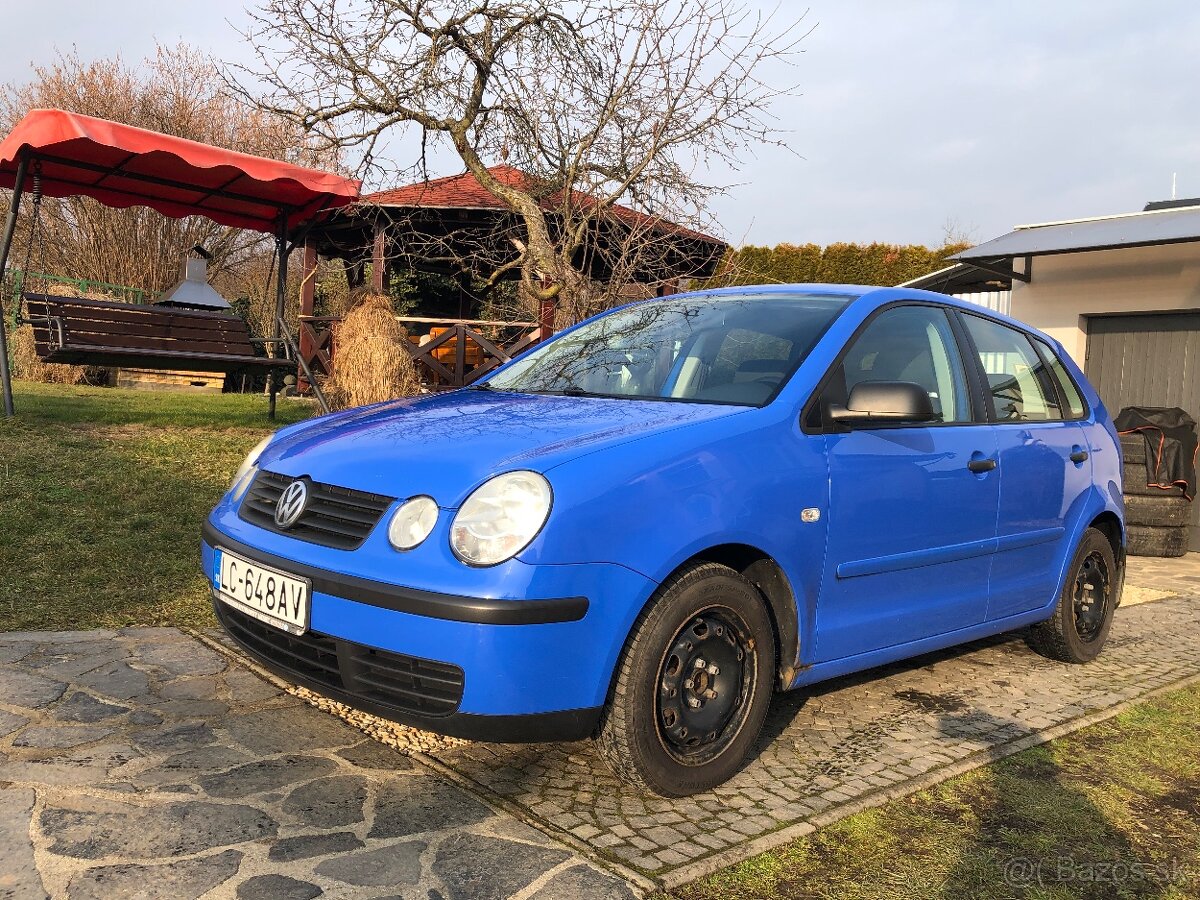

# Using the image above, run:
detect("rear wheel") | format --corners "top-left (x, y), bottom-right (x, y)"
top-left (1026, 527), bottom-right (1118, 663)
top-left (596, 562), bottom-right (775, 796)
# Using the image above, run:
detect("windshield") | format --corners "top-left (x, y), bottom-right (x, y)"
top-left (482, 292), bottom-right (856, 406)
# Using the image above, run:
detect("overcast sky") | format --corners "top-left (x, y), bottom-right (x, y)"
top-left (2, 1), bottom-right (1198, 248)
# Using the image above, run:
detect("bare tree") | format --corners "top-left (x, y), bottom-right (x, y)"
top-left (238, 1), bottom-right (809, 318)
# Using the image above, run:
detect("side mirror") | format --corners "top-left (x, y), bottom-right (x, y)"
top-left (827, 381), bottom-right (936, 426)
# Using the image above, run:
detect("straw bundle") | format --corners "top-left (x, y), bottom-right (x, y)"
top-left (327, 292), bottom-right (421, 410)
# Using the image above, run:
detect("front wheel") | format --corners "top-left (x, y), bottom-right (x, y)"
top-left (1026, 527), bottom-right (1118, 663)
top-left (596, 562), bottom-right (776, 796)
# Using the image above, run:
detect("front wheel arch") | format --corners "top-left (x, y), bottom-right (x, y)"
top-left (631, 544), bottom-right (796, 694)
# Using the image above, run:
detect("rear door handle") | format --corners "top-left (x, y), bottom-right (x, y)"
top-left (967, 457), bottom-right (997, 473)
top-left (1070, 449), bottom-right (1089, 463)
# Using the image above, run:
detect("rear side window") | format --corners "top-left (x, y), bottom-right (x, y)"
top-left (961, 315), bottom-right (1063, 422)
top-left (1032, 337), bottom-right (1088, 419)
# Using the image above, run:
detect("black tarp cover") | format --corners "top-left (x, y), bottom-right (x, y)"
top-left (1115, 406), bottom-right (1198, 500)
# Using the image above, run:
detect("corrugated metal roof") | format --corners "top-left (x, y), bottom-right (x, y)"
top-left (952, 204), bottom-right (1200, 262)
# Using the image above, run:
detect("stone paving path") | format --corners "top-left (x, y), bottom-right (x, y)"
top-left (0, 628), bottom-right (634, 899)
top-left (2, 557), bottom-right (1198, 898)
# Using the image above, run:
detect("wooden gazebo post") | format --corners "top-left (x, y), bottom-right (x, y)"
top-left (371, 222), bottom-right (387, 293)
top-left (537, 296), bottom-right (556, 343)
top-left (297, 238), bottom-right (318, 392)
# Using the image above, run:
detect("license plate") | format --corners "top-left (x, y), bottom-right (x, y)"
top-left (213, 547), bottom-right (310, 635)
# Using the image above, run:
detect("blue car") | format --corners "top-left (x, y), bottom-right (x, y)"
top-left (204, 285), bottom-right (1125, 796)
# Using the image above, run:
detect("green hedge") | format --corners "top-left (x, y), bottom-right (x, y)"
top-left (700, 241), bottom-right (970, 290)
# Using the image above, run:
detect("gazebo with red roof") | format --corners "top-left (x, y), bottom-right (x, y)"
top-left (302, 164), bottom-right (727, 315)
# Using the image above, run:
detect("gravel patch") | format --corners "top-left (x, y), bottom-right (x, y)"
top-left (289, 686), bottom-right (468, 755)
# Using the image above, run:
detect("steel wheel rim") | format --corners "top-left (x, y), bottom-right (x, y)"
top-left (656, 607), bottom-right (755, 765)
top-left (1073, 550), bottom-right (1111, 643)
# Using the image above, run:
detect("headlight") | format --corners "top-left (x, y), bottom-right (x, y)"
top-left (230, 435), bottom-right (272, 494)
top-left (388, 496), bottom-right (439, 551)
top-left (450, 471), bottom-right (552, 566)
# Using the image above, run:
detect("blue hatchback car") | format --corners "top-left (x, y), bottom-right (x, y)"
top-left (204, 285), bottom-right (1125, 796)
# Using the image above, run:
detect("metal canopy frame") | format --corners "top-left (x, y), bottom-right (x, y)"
top-left (959, 254), bottom-right (1033, 285)
top-left (0, 143), bottom-right (347, 418)
top-left (27, 151), bottom-right (309, 215)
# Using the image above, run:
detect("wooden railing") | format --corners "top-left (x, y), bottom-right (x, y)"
top-left (298, 314), bottom-right (548, 390)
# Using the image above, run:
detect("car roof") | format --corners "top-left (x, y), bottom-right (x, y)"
top-left (678, 283), bottom-right (878, 300)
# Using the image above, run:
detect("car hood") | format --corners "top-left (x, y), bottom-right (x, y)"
top-left (258, 389), bottom-right (749, 506)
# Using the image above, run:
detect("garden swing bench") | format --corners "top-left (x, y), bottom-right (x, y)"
top-left (0, 109), bottom-right (361, 418)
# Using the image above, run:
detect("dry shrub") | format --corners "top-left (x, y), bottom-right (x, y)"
top-left (10, 324), bottom-right (92, 384)
top-left (326, 293), bottom-right (421, 410)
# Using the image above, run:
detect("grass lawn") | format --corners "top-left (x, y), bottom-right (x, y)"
top-left (0, 381), bottom-right (313, 631)
top-left (674, 681), bottom-right (1200, 900)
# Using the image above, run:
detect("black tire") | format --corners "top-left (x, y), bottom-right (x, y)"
top-left (1026, 527), bottom-right (1117, 663)
top-left (1123, 494), bottom-right (1192, 527)
top-left (1127, 524), bottom-right (1189, 558)
top-left (596, 561), bottom-right (775, 797)
top-left (1122, 464), bottom-right (1185, 497)
top-left (1120, 433), bottom-right (1147, 466)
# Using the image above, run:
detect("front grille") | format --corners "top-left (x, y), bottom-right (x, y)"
top-left (238, 469), bottom-right (393, 550)
top-left (216, 601), bottom-right (465, 716)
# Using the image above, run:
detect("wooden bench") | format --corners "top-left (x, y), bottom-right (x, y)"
top-left (23, 294), bottom-right (295, 374)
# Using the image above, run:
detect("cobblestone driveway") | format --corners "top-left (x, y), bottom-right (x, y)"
top-left (438, 588), bottom-right (1200, 888)
top-left (1, 557), bottom-right (1198, 897)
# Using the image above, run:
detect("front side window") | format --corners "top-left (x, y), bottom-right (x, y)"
top-left (483, 292), bottom-right (855, 406)
top-left (962, 315), bottom-right (1062, 421)
top-left (816, 305), bottom-right (972, 425)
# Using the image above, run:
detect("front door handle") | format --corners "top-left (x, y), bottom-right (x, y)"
top-left (967, 457), bottom-right (997, 473)
top-left (1070, 448), bottom-right (1089, 463)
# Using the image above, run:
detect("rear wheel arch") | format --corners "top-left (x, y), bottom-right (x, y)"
top-left (1089, 511), bottom-right (1124, 559)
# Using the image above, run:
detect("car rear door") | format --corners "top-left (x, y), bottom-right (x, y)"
top-left (957, 313), bottom-right (1094, 620)
top-left (811, 303), bottom-right (1000, 663)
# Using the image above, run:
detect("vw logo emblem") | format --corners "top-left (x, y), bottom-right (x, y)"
top-left (274, 479), bottom-right (309, 529)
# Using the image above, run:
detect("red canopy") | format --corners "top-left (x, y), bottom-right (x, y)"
top-left (0, 109), bottom-right (360, 232)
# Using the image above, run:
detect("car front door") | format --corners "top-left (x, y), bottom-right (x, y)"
top-left (811, 304), bottom-right (999, 663)
top-left (958, 313), bottom-right (1094, 620)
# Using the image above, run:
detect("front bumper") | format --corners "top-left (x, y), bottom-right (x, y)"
top-left (202, 518), bottom-right (656, 741)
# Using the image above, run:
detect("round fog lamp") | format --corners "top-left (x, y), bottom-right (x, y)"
top-left (388, 496), bottom-right (439, 551)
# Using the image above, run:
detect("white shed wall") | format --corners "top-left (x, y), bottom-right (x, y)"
top-left (1007, 242), bottom-right (1200, 366)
